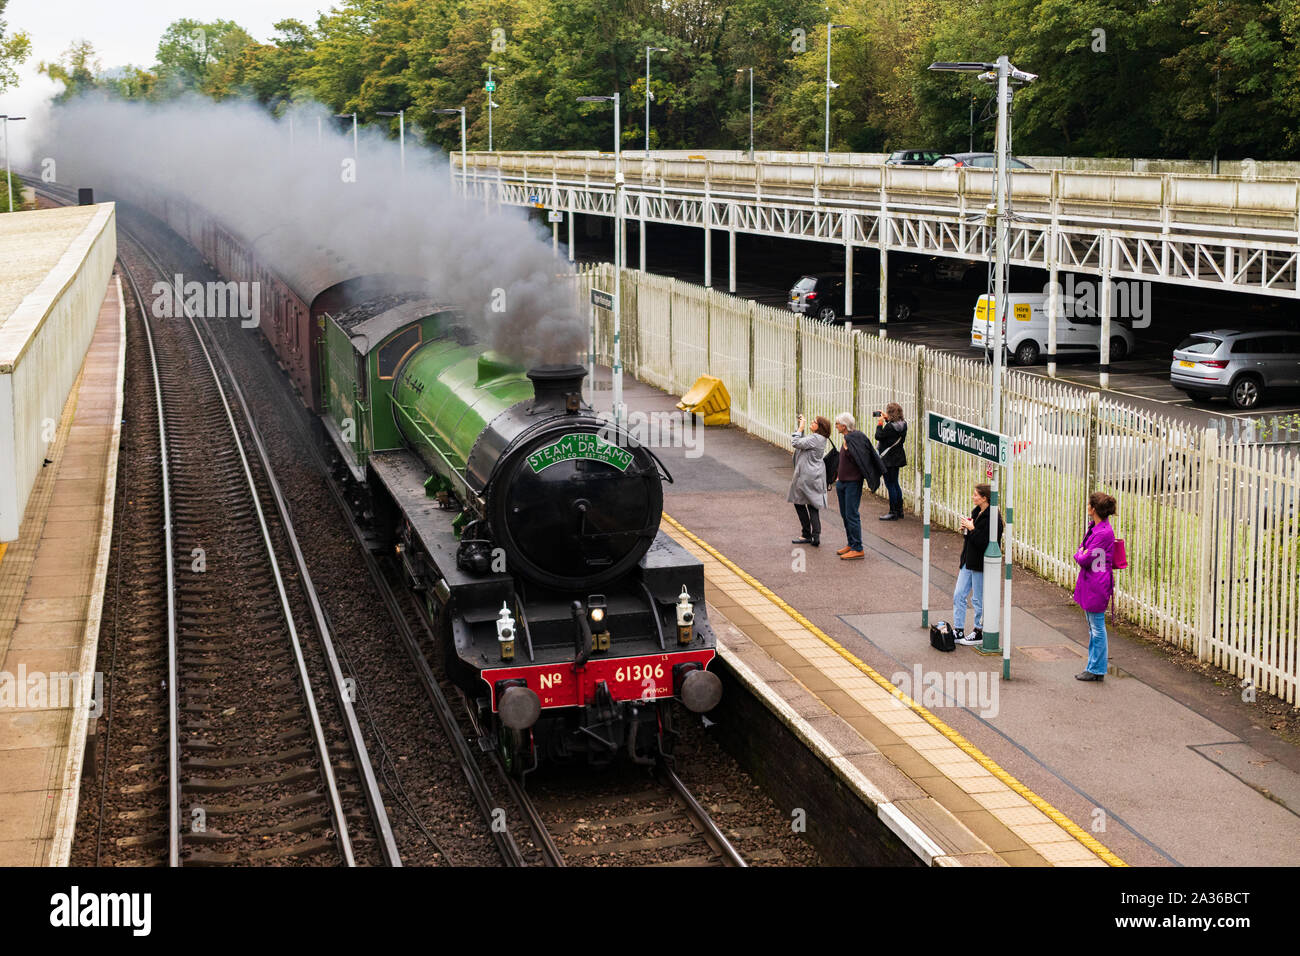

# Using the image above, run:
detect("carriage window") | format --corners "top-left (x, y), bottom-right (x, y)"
top-left (377, 324), bottom-right (422, 379)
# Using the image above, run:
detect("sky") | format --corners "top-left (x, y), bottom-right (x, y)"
top-left (2, 0), bottom-right (331, 161)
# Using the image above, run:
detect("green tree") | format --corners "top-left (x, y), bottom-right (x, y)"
top-left (39, 40), bottom-right (102, 102)
top-left (155, 18), bottom-right (256, 98)
top-left (0, 0), bottom-right (30, 94)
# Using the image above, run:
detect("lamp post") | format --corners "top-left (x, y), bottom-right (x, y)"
top-left (1198, 30), bottom-right (1221, 173)
top-left (969, 92), bottom-right (975, 152)
top-left (577, 93), bottom-right (624, 426)
top-left (432, 107), bottom-right (467, 197)
top-left (736, 68), bottom-right (754, 160)
top-left (487, 65), bottom-right (500, 151)
top-left (376, 109), bottom-right (406, 176)
top-left (645, 46), bottom-right (668, 152)
top-left (928, 57), bottom-right (1037, 668)
top-left (335, 112), bottom-right (358, 157)
top-left (0, 115), bottom-right (26, 213)
top-left (824, 23), bottom-right (850, 163)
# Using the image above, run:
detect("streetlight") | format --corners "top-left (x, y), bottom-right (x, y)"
top-left (1198, 30), bottom-right (1221, 173)
top-left (0, 115), bottom-right (26, 214)
top-left (736, 68), bottom-right (754, 160)
top-left (432, 107), bottom-right (467, 197)
top-left (577, 93), bottom-right (624, 426)
top-left (335, 112), bottom-right (357, 158)
top-left (969, 92), bottom-right (975, 152)
top-left (376, 109), bottom-right (406, 176)
top-left (645, 46), bottom-right (668, 152)
top-left (486, 65), bottom-right (502, 151)
top-left (928, 57), bottom-right (1037, 668)
top-left (824, 23), bottom-right (850, 163)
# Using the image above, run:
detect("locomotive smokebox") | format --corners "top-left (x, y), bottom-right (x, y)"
top-left (527, 364), bottom-right (587, 414)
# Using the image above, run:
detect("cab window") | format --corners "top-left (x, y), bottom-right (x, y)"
top-left (377, 324), bottom-right (422, 379)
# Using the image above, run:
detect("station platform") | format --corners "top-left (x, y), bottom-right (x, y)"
top-left (0, 275), bottom-right (124, 866)
top-left (596, 370), bottom-right (1300, 867)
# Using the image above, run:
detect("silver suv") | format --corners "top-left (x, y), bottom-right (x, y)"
top-left (1170, 329), bottom-right (1300, 409)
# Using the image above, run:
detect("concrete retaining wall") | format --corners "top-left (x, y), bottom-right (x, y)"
top-left (0, 204), bottom-right (117, 540)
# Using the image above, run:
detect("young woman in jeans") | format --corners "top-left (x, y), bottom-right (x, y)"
top-left (953, 483), bottom-right (1003, 646)
top-left (1073, 492), bottom-right (1117, 681)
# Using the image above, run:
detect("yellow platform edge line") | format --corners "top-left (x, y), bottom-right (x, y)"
top-left (662, 512), bottom-right (1128, 868)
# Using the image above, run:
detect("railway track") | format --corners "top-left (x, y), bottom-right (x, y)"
top-left (45, 182), bottom-right (399, 866)
top-left (125, 234), bottom-right (398, 866)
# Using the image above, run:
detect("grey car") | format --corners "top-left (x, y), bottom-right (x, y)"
top-left (1170, 329), bottom-right (1300, 409)
top-left (932, 152), bottom-right (1034, 169)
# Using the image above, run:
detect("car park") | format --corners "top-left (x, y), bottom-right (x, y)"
top-left (789, 273), bottom-right (920, 324)
top-left (1169, 329), bottom-right (1300, 409)
top-left (969, 293), bottom-right (1136, 366)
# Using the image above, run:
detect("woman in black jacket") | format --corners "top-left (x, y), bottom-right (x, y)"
top-left (875, 403), bottom-right (907, 520)
top-left (954, 483), bottom-right (1004, 645)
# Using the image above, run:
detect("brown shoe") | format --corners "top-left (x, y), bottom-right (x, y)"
top-left (836, 546), bottom-right (852, 555)
top-left (840, 550), bottom-right (864, 560)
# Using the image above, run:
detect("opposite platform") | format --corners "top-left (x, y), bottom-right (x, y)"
top-left (0, 275), bottom-right (125, 866)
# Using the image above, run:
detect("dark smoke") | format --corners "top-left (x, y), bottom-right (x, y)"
top-left (34, 94), bottom-right (584, 364)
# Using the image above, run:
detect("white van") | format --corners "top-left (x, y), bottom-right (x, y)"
top-left (970, 294), bottom-right (1136, 366)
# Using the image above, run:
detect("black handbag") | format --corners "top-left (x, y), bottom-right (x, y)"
top-left (823, 440), bottom-right (840, 484)
top-left (929, 621), bottom-right (956, 652)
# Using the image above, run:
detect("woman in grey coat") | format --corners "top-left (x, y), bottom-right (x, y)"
top-left (789, 414), bottom-right (831, 546)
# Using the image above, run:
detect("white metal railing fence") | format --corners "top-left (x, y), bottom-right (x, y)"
top-left (571, 262), bottom-right (1300, 704)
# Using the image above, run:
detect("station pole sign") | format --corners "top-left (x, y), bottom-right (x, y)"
top-left (921, 412), bottom-right (1016, 679)
top-left (927, 413), bottom-right (1009, 465)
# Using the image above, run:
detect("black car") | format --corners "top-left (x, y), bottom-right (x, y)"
top-left (885, 149), bottom-right (945, 166)
top-left (788, 273), bottom-right (920, 324)
top-left (892, 255), bottom-right (983, 289)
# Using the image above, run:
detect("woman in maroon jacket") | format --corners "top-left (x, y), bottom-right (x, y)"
top-left (1073, 492), bottom-right (1117, 681)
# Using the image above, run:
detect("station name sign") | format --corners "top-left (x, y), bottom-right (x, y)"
top-left (590, 289), bottom-right (614, 311)
top-left (927, 412), bottom-right (1008, 465)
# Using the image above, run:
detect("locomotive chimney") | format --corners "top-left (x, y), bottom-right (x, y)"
top-left (527, 364), bottom-right (587, 414)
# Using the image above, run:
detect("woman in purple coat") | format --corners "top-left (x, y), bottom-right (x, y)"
top-left (1073, 492), bottom-right (1117, 681)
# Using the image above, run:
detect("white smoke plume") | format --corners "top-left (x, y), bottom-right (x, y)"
top-left (33, 94), bottom-right (584, 364)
